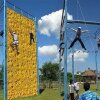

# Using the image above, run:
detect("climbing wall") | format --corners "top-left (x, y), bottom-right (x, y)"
top-left (7, 8), bottom-right (38, 100)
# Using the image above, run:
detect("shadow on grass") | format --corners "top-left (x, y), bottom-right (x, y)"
top-left (60, 91), bottom-right (70, 100)
top-left (40, 89), bottom-right (45, 94)
top-left (60, 91), bottom-right (64, 96)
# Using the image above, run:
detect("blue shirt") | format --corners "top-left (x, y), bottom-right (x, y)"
top-left (79, 91), bottom-right (100, 100)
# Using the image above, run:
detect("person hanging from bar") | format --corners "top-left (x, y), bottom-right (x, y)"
top-left (10, 31), bottom-right (19, 54)
top-left (0, 30), bottom-right (3, 37)
top-left (29, 32), bottom-right (34, 45)
top-left (97, 37), bottom-right (100, 50)
top-left (68, 27), bottom-right (88, 50)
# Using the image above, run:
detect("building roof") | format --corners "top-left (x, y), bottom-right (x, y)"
top-left (82, 69), bottom-right (96, 77)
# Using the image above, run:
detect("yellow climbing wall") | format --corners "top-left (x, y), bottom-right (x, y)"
top-left (7, 8), bottom-right (38, 100)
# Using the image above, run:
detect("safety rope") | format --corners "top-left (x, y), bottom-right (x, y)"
top-left (77, 0), bottom-right (96, 51)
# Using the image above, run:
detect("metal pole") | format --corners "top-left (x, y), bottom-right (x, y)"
top-left (67, 20), bottom-right (100, 25)
top-left (4, 0), bottom-right (7, 100)
top-left (72, 51), bottom-right (74, 81)
top-left (64, 0), bottom-right (68, 100)
top-left (58, 39), bottom-right (61, 95)
top-left (35, 17), bottom-right (40, 94)
top-left (58, 60), bottom-right (61, 95)
top-left (58, 0), bottom-right (65, 95)
top-left (95, 51), bottom-right (98, 90)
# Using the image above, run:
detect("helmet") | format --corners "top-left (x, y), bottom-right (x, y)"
top-left (78, 27), bottom-right (81, 29)
top-left (13, 32), bottom-right (16, 34)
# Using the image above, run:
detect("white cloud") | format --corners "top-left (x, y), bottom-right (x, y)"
top-left (38, 9), bottom-right (73, 38)
top-left (53, 49), bottom-right (88, 64)
top-left (53, 53), bottom-right (59, 63)
top-left (68, 50), bottom-right (89, 62)
top-left (38, 45), bottom-right (58, 56)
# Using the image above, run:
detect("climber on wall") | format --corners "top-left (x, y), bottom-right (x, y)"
top-left (29, 32), bottom-right (34, 45)
top-left (10, 31), bottom-right (19, 54)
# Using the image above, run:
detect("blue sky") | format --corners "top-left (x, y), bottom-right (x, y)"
top-left (0, 0), bottom-right (100, 73)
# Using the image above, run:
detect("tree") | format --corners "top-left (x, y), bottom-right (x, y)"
top-left (60, 72), bottom-right (72, 83)
top-left (40, 62), bottom-right (59, 88)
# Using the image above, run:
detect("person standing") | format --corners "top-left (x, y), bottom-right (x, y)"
top-left (74, 80), bottom-right (80, 100)
top-left (78, 82), bottom-right (100, 100)
top-left (69, 79), bottom-right (75, 100)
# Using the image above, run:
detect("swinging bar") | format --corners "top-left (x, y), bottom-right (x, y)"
top-left (67, 20), bottom-right (100, 25)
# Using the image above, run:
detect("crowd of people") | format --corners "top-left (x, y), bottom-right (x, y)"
top-left (69, 79), bottom-right (100, 100)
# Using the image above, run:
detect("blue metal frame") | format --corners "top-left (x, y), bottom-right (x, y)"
top-left (72, 50), bottom-right (74, 81)
top-left (58, 59), bottom-right (61, 95)
top-left (95, 51), bottom-right (98, 90)
top-left (6, 1), bottom-right (35, 21)
top-left (64, 0), bottom-right (68, 100)
top-left (3, 0), bottom-right (7, 100)
top-left (35, 17), bottom-right (40, 95)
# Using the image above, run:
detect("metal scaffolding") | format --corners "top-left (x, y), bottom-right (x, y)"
top-left (67, 20), bottom-right (100, 25)
top-left (59, 0), bottom-right (100, 100)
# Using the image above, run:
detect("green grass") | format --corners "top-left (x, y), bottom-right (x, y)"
top-left (0, 89), bottom-right (4, 100)
top-left (0, 84), bottom-right (100, 100)
top-left (13, 89), bottom-right (63, 100)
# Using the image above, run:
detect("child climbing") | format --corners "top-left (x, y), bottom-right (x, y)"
top-left (10, 31), bottom-right (19, 54)
top-left (68, 27), bottom-right (88, 50)
top-left (29, 32), bottom-right (34, 45)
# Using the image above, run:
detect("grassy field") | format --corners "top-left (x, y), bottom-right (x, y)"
top-left (13, 89), bottom-right (63, 100)
top-left (0, 84), bottom-right (100, 100)
top-left (0, 89), bottom-right (4, 100)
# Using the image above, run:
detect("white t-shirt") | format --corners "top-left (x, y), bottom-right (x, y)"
top-left (74, 82), bottom-right (79, 91)
top-left (13, 33), bottom-right (18, 41)
top-left (69, 84), bottom-right (74, 93)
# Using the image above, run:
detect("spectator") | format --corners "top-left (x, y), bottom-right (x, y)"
top-left (69, 79), bottom-right (75, 100)
top-left (78, 82), bottom-right (100, 100)
top-left (74, 80), bottom-right (80, 99)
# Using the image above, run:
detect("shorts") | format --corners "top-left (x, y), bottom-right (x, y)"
top-left (76, 90), bottom-right (79, 93)
top-left (13, 41), bottom-right (18, 45)
top-left (70, 93), bottom-right (74, 100)
top-left (98, 43), bottom-right (100, 46)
